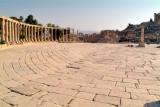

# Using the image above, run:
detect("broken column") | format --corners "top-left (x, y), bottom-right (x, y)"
top-left (139, 26), bottom-right (145, 47)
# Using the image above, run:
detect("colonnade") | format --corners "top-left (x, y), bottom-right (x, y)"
top-left (0, 16), bottom-right (72, 44)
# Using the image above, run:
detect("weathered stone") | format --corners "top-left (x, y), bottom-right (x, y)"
top-left (75, 92), bottom-right (95, 100)
top-left (94, 94), bottom-right (120, 106)
top-left (79, 87), bottom-right (110, 95)
top-left (40, 93), bottom-right (73, 106)
top-left (109, 90), bottom-right (130, 99)
top-left (70, 98), bottom-right (115, 107)
top-left (10, 85), bottom-right (40, 96)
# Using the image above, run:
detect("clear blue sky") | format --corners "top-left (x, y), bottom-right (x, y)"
top-left (0, 0), bottom-right (160, 32)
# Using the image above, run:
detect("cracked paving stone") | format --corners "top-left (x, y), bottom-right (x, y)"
top-left (40, 93), bottom-right (73, 106)
top-left (69, 98), bottom-right (116, 107)
top-left (2, 92), bottom-right (30, 105)
top-left (9, 85), bottom-right (40, 96)
top-left (0, 100), bottom-right (11, 107)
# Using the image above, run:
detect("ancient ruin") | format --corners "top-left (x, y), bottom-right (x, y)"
top-left (78, 13), bottom-right (160, 44)
top-left (139, 26), bottom-right (145, 47)
top-left (0, 16), bottom-right (73, 44)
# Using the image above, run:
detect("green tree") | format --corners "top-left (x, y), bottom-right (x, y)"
top-left (19, 16), bottom-right (24, 22)
top-left (24, 15), bottom-right (38, 25)
top-left (47, 23), bottom-right (55, 27)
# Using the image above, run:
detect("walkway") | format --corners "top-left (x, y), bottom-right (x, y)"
top-left (0, 43), bottom-right (160, 107)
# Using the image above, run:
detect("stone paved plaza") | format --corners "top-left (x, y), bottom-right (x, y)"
top-left (0, 42), bottom-right (160, 107)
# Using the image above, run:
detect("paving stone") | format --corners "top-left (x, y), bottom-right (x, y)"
top-left (149, 90), bottom-right (160, 96)
top-left (121, 98), bottom-right (146, 107)
top-left (70, 98), bottom-right (115, 107)
top-left (41, 93), bottom-right (73, 106)
top-left (0, 100), bottom-right (11, 107)
top-left (10, 85), bottom-right (40, 96)
top-left (102, 76), bottom-right (122, 82)
top-left (57, 82), bottom-right (81, 90)
top-left (18, 98), bottom-right (39, 107)
top-left (0, 85), bottom-right (10, 95)
top-left (109, 90), bottom-right (130, 99)
top-left (123, 78), bottom-right (139, 84)
top-left (1, 80), bottom-right (22, 88)
top-left (39, 101), bottom-right (62, 107)
top-left (75, 92), bottom-right (95, 100)
top-left (79, 87), bottom-right (110, 95)
top-left (92, 79), bottom-right (116, 86)
top-left (126, 88), bottom-right (148, 94)
top-left (138, 85), bottom-right (160, 90)
top-left (2, 92), bottom-right (30, 105)
top-left (94, 94), bottom-right (120, 106)
top-left (131, 93), bottom-right (158, 101)
top-left (41, 86), bottom-right (78, 96)
top-left (139, 80), bottom-right (160, 86)
top-left (116, 82), bottom-right (136, 88)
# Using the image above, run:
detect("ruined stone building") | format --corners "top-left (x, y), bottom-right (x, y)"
top-left (119, 13), bottom-right (160, 43)
top-left (98, 30), bottom-right (119, 43)
top-left (154, 13), bottom-right (160, 25)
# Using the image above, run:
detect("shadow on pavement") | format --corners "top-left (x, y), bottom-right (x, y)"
top-left (144, 101), bottom-right (160, 107)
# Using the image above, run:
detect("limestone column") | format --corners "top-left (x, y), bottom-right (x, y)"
top-left (11, 22), bottom-right (13, 42)
top-left (17, 24), bottom-right (19, 42)
top-left (37, 27), bottom-right (38, 42)
top-left (16, 23), bottom-right (18, 43)
top-left (139, 26), bottom-right (145, 47)
top-left (14, 23), bottom-right (17, 43)
top-left (28, 26), bottom-right (30, 42)
top-left (44, 28), bottom-right (46, 41)
top-left (40, 28), bottom-right (42, 41)
top-left (1, 18), bottom-right (5, 42)
top-left (47, 28), bottom-right (49, 41)
top-left (22, 25), bottom-right (25, 42)
top-left (37, 27), bottom-right (40, 42)
top-left (5, 20), bottom-right (8, 43)
top-left (12, 22), bottom-right (15, 42)
top-left (61, 29), bottom-right (63, 42)
top-left (34, 27), bottom-right (37, 42)
top-left (25, 26), bottom-right (28, 42)
top-left (8, 21), bottom-right (12, 42)
top-left (62, 29), bottom-right (65, 42)
top-left (41, 27), bottom-right (44, 41)
top-left (23, 25), bottom-right (27, 42)
top-left (31, 26), bottom-right (33, 41)
top-left (50, 28), bottom-right (53, 41)
top-left (63, 29), bottom-right (65, 42)
top-left (17, 24), bottom-right (20, 43)
top-left (55, 29), bottom-right (57, 41)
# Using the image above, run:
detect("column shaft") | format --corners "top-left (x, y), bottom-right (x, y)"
top-left (31, 26), bottom-right (33, 41)
top-left (37, 27), bottom-right (40, 41)
top-left (14, 23), bottom-right (17, 42)
top-left (12, 22), bottom-right (15, 42)
top-left (1, 18), bottom-right (5, 42)
top-left (9, 21), bottom-right (11, 42)
top-left (28, 26), bottom-right (30, 42)
top-left (5, 20), bottom-right (8, 43)
top-left (25, 26), bottom-right (27, 42)
top-left (17, 24), bottom-right (20, 42)
top-left (34, 27), bottom-right (36, 42)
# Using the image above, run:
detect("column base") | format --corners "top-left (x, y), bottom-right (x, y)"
top-left (138, 43), bottom-right (145, 47)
